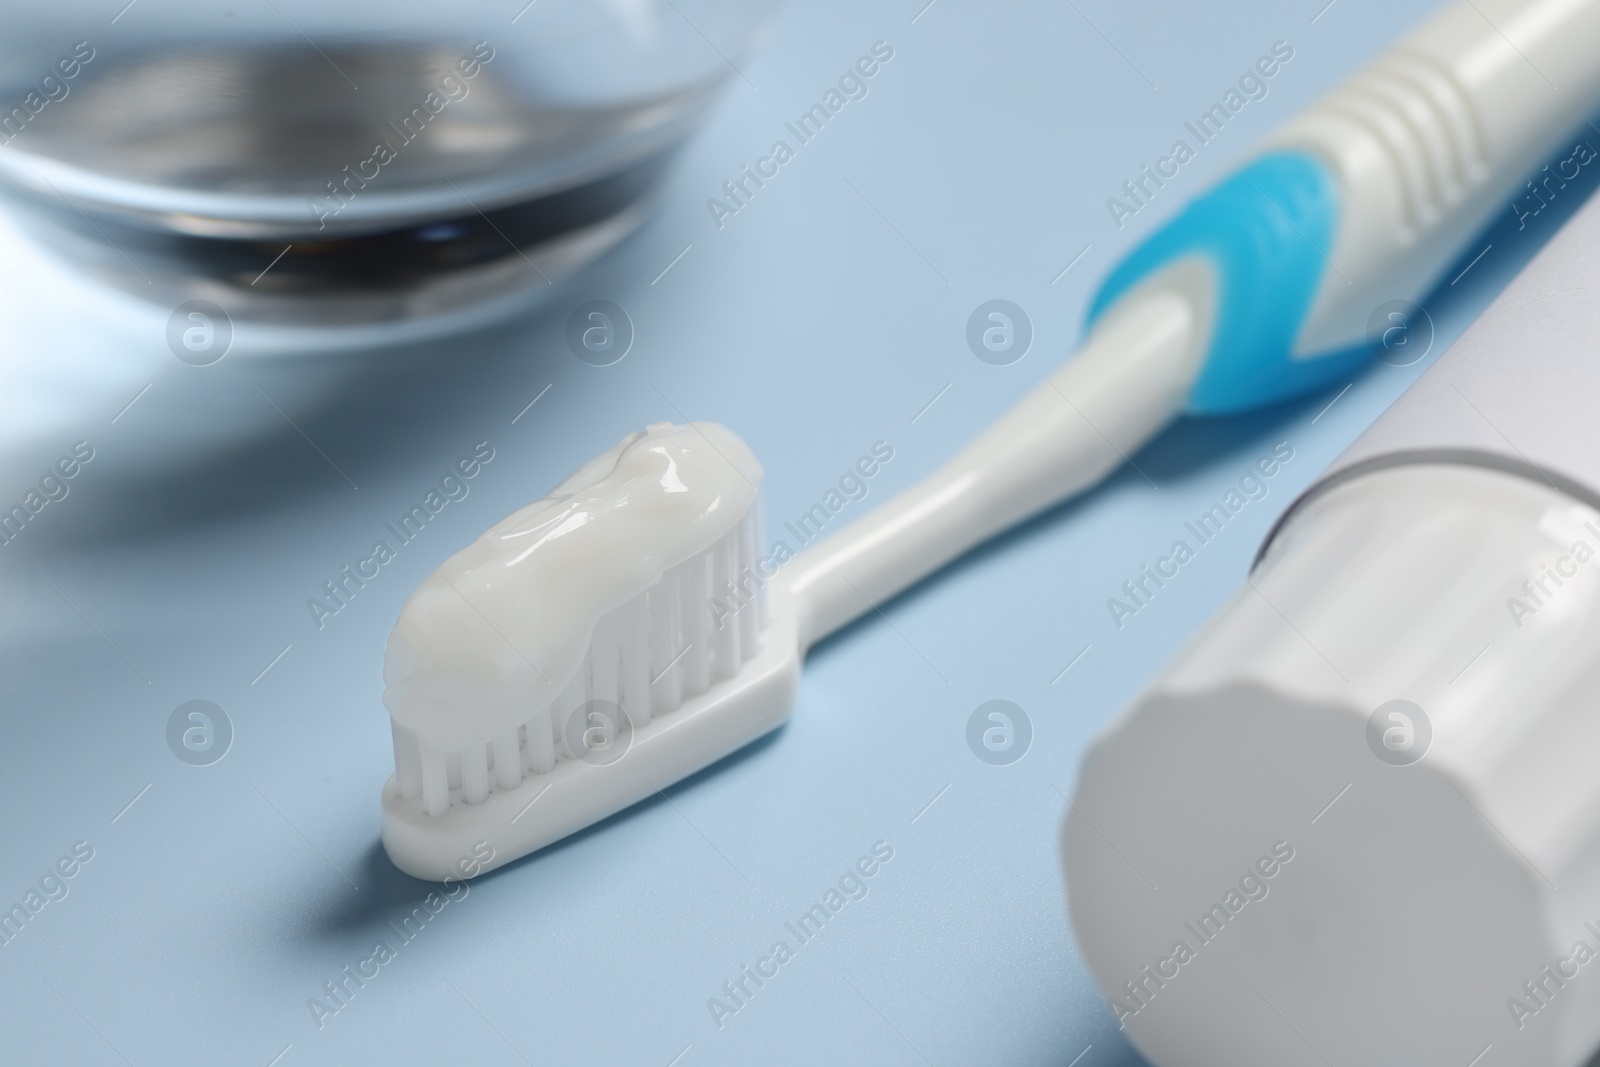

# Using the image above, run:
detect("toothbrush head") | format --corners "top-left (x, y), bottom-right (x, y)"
top-left (379, 422), bottom-right (799, 881)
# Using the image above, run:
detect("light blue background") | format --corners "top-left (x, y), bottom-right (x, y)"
top-left (1, 0), bottom-right (1597, 1064)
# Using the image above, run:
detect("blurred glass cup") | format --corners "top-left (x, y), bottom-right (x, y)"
top-left (0, 1), bottom-right (775, 336)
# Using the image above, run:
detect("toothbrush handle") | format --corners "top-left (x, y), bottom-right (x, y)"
top-left (786, 286), bottom-right (1203, 650)
top-left (1092, 0), bottom-right (1600, 416)
top-left (1270, 0), bottom-right (1600, 355)
top-left (789, 0), bottom-right (1600, 649)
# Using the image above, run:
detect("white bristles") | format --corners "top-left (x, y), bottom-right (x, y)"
top-left (491, 731), bottom-right (521, 791)
top-left (393, 722), bottom-right (422, 800)
top-left (525, 707), bottom-right (555, 774)
top-left (738, 504), bottom-right (760, 655)
top-left (619, 595), bottom-right (651, 726)
top-left (461, 744), bottom-right (489, 805)
top-left (753, 487), bottom-right (770, 629)
top-left (680, 552), bottom-right (711, 697)
top-left (555, 662), bottom-right (587, 761)
top-left (421, 746), bottom-right (449, 817)
top-left (590, 612), bottom-right (619, 708)
top-left (712, 528), bottom-right (741, 679)
top-left (648, 571), bottom-right (683, 715)
top-left (393, 506), bottom-right (768, 817)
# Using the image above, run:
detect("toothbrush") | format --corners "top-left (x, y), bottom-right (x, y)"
top-left (380, 0), bottom-right (1600, 880)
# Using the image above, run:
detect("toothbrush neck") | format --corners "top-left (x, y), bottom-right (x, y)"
top-left (784, 285), bottom-right (1206, 652)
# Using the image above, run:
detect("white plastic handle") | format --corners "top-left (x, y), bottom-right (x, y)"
top-left (786, 0), bottom-right (1600, 650)
top-left (785, 266), bottom-right (1212, 649)
top-left (1274, 0), bottom-right (1600, 355)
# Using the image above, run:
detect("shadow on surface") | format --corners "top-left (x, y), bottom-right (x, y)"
top-left (301, 725), bottom-right (787, 939)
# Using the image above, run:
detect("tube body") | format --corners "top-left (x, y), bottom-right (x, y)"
top-left (1065, 122), bottom-right (1600, 1067)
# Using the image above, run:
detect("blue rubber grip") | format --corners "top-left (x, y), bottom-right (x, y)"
top-left (1086, 151), bottom-right (1366, 416)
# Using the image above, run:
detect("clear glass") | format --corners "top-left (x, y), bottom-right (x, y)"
top-left (0, 1), bottom-right (775, 330)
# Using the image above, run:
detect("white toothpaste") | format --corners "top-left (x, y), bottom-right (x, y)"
top-left (382, 421), bottom-right (760, 753)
